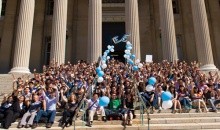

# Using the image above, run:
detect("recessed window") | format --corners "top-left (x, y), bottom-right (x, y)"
top-left (102, 0), bottom-right (125, 3)
top-left (1, 0), bottom-right (7, 16)
top-left (172, 0), bottom-right (180, 14)
top-left (44, 36), bottom-right (51, 65)
top-left (46, 0), bottom-right (54, 15)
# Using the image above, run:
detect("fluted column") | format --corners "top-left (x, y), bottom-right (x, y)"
top-left (191, 0), bottom-right (217, 71)
top-left (50, 0), bottom-right (68, 65)
top-left (159, 0), bottom-right (178, 62)
top-left (87, 0), bottom-right (102, 63)
top-left (9, 0), bottom-right (35, 73)
top-left (125, 0), bottom-right (141, 59)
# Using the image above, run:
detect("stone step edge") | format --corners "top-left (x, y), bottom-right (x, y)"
top-left (5, 123), bottom-right (220, 130)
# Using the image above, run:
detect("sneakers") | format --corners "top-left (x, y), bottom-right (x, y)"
top-left (46, 123), bottom-right (52, 128)
top-left (31, 123), bottom-right (38, 129)
top-left (86, 121), bottom-right (93, 127)
top-left (25, 124), bottom-right (30, 128)
top-left (17, 125), bottom-right (23, 129)
top-left (102, 116), bottom-right (107, 122)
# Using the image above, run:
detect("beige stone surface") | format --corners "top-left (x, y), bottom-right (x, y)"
top-left (10, 0), bottom-right (35, 73)
top-left (159, 0), bottom-right (178, 62)
top-left (87, 0), bottom-right (102, 63)
top-left (50, 0), bottom-right (68, 65)
top-left (125, 0), bottom-right (141, 60)
top-left (191, 0), bottom-right (217, 71)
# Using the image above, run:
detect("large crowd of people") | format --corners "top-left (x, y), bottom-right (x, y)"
top-left (0, 59), bottom-right (220, 129)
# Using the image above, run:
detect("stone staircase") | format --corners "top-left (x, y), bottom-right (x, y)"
top-left (1, 73), bottom-right (220, 129)
top-left (0, 74), bottom-right (14, 99)
top-left (0, 74), bottom-right (32, 102)
top-left (3, 110), bottom-right (220, 130)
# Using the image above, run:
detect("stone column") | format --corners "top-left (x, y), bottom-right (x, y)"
top-left (159, 0), bottom-right (178, 62)
top-left (87, 0), bottom-right (102, 63)
top-left (9, 0), bottom-right (35, 73)
top-left (125, 0), bottom-right (141, 60)
top-left (191, 0), bottom-right (217, 71)
top-left (50, 0), bottom-right (68, 65)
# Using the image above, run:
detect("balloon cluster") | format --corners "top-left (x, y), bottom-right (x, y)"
top-left (161, 91), bottom-right (173, 109)
top-left (146, 77), bottom-right (157, 92)
top-left (123, 41), bottom-right (143, 71)
top-left (96, 45), bottom-right (115, 83)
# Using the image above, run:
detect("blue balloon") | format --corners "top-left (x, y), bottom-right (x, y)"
top-left (127, 46), bottom-right (132, 50)
top-left (106, 50), bottom-right (110, 54)
top-left (96, 67), bottom-right (101, 73)
top-left (126, 44), bottom-right (132, 48)
top-left (131, 54), bottom-right (136, 60)
top-left (132, 66), bottom-right (138, 71)
top-left (99, 96), bottom-right (110, 107)
top-left (128, 59), bottom-right (134, 65)
top-left (98, 71), bottom-right (104, 77)
top-left (148, 77), bottom-right (157, 85)
top-left (161, 92), bottom-right (173, 101)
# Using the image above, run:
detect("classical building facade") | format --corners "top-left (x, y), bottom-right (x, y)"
top-left (0, 0), bottom-right (220, 73)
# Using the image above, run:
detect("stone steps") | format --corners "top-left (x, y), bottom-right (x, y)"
top-left (5, 123), bottom-right (220, 130)
top-left (6, 112), bottom-right (220, 129)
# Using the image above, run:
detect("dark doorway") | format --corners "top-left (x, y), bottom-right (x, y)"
top-left (102, 22), bottom-right (126, 62)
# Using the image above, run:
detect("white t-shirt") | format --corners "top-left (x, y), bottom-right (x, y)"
top-left (87, 99), bottom-right (101, 110)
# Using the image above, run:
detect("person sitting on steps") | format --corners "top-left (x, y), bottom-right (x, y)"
top-left (32, 84), bottom-right (59, 129)
top-left (86, 93), bottom-right (106, 127)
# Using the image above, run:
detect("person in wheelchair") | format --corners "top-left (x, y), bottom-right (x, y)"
top-left (121, 93), bottom-right (134, 126)
top-left (141, 87), bottom-right (158, 114)
top-left (60, 92), bottom-right (78, 128)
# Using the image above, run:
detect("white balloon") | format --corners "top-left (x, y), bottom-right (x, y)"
top-left (135, 59), bottom-right (140, 64)
top-left (138, 63), bottom-right (143, 68)
top-left (98, 77), bottom-right (104, 83)
top-left (101, 64), bottom-right (107, 69)
top-left (126, 41), bottom-right (132, 46)
top-left (101, 60), bottom-right (106, 64)
top-left (107, 56), bottom-right (110, 60)
top-left (146, 85), bottom-right (154, 92)
top-left (107, 45), bottom-right (111, 50)
top-left (162, 100), bottom-right (173, 109)
top-left (110, 49), bottom-right (114, 52)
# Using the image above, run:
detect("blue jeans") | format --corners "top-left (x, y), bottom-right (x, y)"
top-left (34, 110), bottom-right (56, 123)
top-left (180, 98), bottom-right (191, 109)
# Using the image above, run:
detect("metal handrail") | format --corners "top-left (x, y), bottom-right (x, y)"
top-left (72, 78), bottom-right (97, 130)
top-left (135, 86), bottom-right (151, 130)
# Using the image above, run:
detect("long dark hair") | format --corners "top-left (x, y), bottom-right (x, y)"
top-left (178, 85), bottom-right (187, 94)
top-left (169, 85), bottom-right (176, 98)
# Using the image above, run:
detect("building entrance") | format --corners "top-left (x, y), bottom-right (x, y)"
top-left (102, 22), bottom-right (126, 62)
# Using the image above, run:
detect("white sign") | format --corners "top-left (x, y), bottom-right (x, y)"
top-left (145, 55), bottom-right (153, 63)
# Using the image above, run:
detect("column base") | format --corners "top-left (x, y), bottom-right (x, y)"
top-left (9, 67), bottom-right (30, 74)
top-left (199, 64), bottom-right (218, 71)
